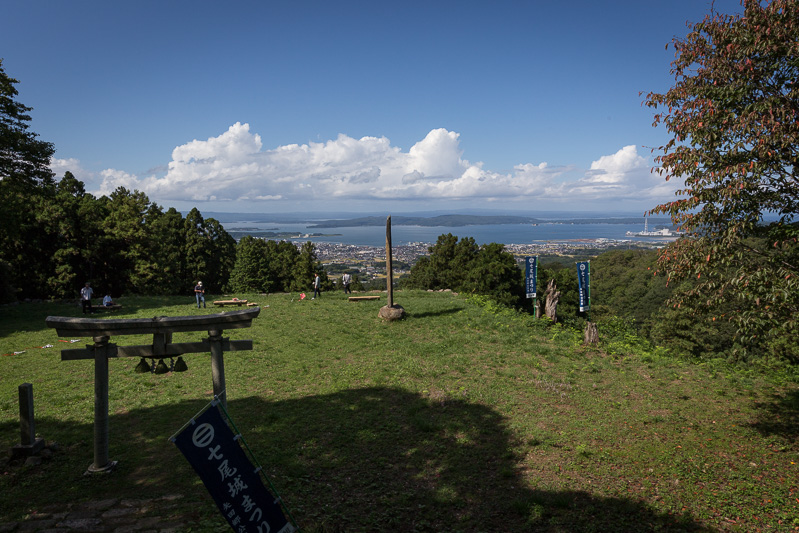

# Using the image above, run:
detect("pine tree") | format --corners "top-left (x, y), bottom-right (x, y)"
top-left (0, 59), bottom-right (56, 300)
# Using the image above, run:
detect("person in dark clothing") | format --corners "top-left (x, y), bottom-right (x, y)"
top-left (194, 281), bottom-right (206, 308)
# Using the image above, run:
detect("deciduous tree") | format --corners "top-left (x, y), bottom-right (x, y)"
top-left (407, 234), bottom-right (524, 307)
top-left (645, 0), bottom-right (799, 362)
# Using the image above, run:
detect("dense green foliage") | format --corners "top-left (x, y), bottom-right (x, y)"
top-left (227, 237), bottom-right (330, 294)
top-left (0, 60), bottom-right (334, 301)
top-left (567, 246), bottom-right (794, 365)
top-left (403, 231), bottom-right (798, 366)
top-left (590, 250), bottom-right (670, 338)
top-left (645, 0), bottom-right (799, 362)
top-left (0, 59), bottom-right (56, 301)
top-left (0, 59), bottom-right (55, 187)
top-left (182, 208), bottom-right (237, 293)
top-left (405, 233), bottom-right (525, 307)
top-left (0, 171), bottom-right (239, 301)
top-left (0, 161), bottom-right (333, 300)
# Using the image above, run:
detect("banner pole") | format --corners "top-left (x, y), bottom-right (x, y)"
top-left (215, 400), bottom-right (300, 531)
top-left (587, 261), bottom-right (591, 323)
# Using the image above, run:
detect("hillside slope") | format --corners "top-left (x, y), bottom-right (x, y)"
top-left (1, 291), bottom-right (796, 531)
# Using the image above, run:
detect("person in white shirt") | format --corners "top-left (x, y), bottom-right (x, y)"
top-left (80, 282), bottom-right (93, 314)
top-left (342, 272), bottom-right (351, 294)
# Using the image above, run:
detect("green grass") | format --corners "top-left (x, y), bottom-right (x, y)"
top-left (1, 291), bottom-right (798, 532)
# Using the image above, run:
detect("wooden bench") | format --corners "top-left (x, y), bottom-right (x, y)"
top-left (213, 299), bottom-right (248, 306)
top-left (348, 295), bottom-right (380, 301)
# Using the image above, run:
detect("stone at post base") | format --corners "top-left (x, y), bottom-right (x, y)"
top-left (378, 304), bottom-right (405, 321)
top-left (86, 459), bottom-right (118, 475)
top-left (11, 438), bottom-right (45, 458)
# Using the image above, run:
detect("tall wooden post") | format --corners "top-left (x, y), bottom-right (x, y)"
top-left (386, 215), bottom-right (394, 308)
top-left (378, 215), bottom-right (405, 320)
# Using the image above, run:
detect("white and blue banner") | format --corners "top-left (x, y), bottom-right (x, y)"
top-left (576, 261), bottom-right (590, 312)
top-left (172, 403), bottom-right (294, 533)
top-left (525, 256), bottom-right (538, 299)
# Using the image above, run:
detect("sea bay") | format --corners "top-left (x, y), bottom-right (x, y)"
top-left (221, 221), bottom-right (674, 247)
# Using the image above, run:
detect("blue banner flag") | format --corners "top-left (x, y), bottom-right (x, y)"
top-left (525, 256), bottom-right (538, 298)
top-left (576, 261), bottom-right (590, 312)
top-left (172, 403), bottom-right (294, 533)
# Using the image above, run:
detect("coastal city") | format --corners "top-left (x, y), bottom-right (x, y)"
top-left (308, 238), bottom-right (666, 284)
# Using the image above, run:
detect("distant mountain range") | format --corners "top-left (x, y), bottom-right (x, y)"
top-left (198, 211), bottom-right (673, 228)
top-left (306, 215), bottom-right (673, 228)
top-left (307, 215), bottom-right (539, 228)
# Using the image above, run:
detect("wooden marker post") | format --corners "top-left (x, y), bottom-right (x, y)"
top-left (386, 215), bottom-right (394, 308)
top-left (12, 383), bottom-right (45, 457)
top-left (378, 215), bottom-right (405, 321)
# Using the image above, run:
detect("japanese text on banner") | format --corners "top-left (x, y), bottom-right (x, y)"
top-left (525, 256), bottom-right (538, 299)
top-left (172, 405), bottom-right (294, 533)
top-left (576, 261), bottom-right (590, 313)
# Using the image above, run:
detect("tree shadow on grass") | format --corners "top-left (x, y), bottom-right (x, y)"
top-left (748, 388), bottom-right (799, 444)
top-left (405, 307), bottom-right (464, 319)
top-left (1, 387), bottom-right (713, 532)
top-left (0, 300), bottom-right (263, 341)
top-left (0, 301), bottom-right (142, 337)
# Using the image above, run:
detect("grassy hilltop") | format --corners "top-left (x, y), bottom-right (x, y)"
top-left (1, 291), bottom-right (797, 532)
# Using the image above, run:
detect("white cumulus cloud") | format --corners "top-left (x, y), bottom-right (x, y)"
top-left (568, 145), bottom-right (680, 201)
top-left (54, 123), bottom-right (677, 209)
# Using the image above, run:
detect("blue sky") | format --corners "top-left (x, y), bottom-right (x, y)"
top-left (2, 0), bottom-right (743, 215)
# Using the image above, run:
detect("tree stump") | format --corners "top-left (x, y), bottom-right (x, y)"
top-left (543, 279), bottom-right (560, 323)
top-left (583, 322), bottom-right (599, 345)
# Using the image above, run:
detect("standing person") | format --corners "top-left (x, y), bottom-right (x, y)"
top-left (342, 272), bottom-right (351, 294)
top-left (194, 281), bottom-right (206, 308)
top-left (312, 273), bottom-right (321, 300)
top-left (80, 282), bottom-right (93, 314)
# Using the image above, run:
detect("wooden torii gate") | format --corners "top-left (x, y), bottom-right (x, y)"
top-left (45, 307), bottom-right (260, 474)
